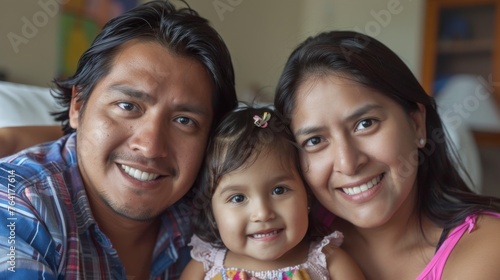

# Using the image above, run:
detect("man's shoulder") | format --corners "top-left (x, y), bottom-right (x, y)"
top-left (1, 133), bottom-right (76, 168)
top-left (0, 133), bottom-right (78, 193)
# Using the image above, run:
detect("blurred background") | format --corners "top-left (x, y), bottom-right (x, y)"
top-left (0, 0), bottom-right (425, 101)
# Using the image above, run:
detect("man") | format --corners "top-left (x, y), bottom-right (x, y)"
top-left (0, 1), bottom-right (237, 279)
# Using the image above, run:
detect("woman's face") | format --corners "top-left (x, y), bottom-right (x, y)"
top-left (290, 75), bottom-right (426, 228)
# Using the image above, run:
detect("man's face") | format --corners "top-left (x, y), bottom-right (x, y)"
top-left (69, 40), bottom-right (214, 221)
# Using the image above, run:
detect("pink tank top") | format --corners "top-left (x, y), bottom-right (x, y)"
top-left (417, 212), bottom-right (500, 279)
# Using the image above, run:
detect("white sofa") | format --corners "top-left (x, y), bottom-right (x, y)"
top-left (0, 81), bottom-right (60, 128)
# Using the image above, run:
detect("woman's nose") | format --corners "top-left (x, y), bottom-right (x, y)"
top-left (332, 138), bottom-right (367, 175)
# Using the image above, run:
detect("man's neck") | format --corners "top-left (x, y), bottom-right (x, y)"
top-left (88, 194), bottom-right (161, 278)
top-left (85, 188), bottom-right (160, 243)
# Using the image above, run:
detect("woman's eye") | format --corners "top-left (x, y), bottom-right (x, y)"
top-left (229, 194), bottom-right (245, 203)
top-left (272, 186), bottom-right (288, 195)
top-left (117, 102), bottom-right (136, 111)
top-left (355, 119), bottom-right (374, 131)
top-left (304, 136), bottom-right (321, 147)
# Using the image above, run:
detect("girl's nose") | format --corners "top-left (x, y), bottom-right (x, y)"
top-left (250, 199), bottom-right (276, 222)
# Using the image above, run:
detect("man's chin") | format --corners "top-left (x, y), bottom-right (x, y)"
top-left (102, 195), bottom-right (161, 222)
top-left (111, 205), bottom-right (159, 222)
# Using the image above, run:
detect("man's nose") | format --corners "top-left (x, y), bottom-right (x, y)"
top-left (129, 120), bottom-right (169, 158)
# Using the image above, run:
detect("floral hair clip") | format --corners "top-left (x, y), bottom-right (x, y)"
top-left (253, 112), bottom-right (271, 128)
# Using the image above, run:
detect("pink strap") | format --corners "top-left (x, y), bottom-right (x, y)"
top-left (417, 212), bottom-right (500, 279)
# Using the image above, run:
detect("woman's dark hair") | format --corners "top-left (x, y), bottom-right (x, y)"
top-left (274, 30), bottom-right (500, 242)
top-left (192, 105), bottom-right (317, 247)
top-left (52, 0), bottom-right (237, 134)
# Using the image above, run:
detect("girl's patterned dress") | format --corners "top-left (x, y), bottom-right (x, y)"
top-left (189, 231), bottom-right (344, 280)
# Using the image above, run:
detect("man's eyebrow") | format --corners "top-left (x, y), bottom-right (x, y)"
top-left (294, 104), bottom-right (383, 137)
top-left (108, 84), bottom-right (211, 116)
top-left (173, 104), bottom-right (211, 117)
top-left (108, 84), bottom-right (155, 103)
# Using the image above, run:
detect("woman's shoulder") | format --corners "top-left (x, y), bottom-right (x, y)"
top-left (462, 212), bottom-right (500, 238)
top-left (443, 212), bottom-right (500, 279)
top-left (466, 212), bottom-right (500, 240)
top-left (452, 212), bottom-right (500, 252)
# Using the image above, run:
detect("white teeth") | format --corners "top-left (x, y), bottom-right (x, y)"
top-left (342, 175), bottom-right (382, 195)
top-left (121, 165), bottom-right (160, 181)
top-left (252, 230), bottom-right (279, 239)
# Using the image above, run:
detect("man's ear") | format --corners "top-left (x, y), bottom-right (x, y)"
top-left (68, 86), bottom-right (83, 129)
top-left (410, 103), bottom-right (427, 143)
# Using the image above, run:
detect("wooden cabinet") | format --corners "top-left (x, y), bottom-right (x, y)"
top-left (422, 0), bottom-right (500, 145)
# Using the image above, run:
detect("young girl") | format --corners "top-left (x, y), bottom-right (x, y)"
top-left (181, 106), bottom-right (365, 279)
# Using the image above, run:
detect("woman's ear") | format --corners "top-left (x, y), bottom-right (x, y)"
top-left (410, 103), bottom-right (427, 147)
top-left (68, 86), bottom-right (83, 129)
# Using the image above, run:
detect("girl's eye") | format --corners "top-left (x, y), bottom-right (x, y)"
top-left (272, 186), bottom-right (288, 195)
top-left (175, 116), bottom-right (194, 126)
top-left (229, 194), bottom-right (245, 203)
top-left (355, 119), bottom-right (375, 131)
top-left (117, 102), bottom-right (136, 111)
top-left (304, 136), bottom-right (321, 147)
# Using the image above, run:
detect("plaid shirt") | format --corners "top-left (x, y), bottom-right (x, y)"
top-left (0, 133), bottom-right (192, 279)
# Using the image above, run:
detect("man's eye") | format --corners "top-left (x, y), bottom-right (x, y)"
top-left (304, 137), bottom-right (321, 147)
top-left (175, 116), bottom-right (193, 126)
top-left (117, 102), bottom-right (136, 111)
top-left (229, 194), bottom-right (245, 203)
top-left (355, 119), bottom-right (375, 131)
top-left (272, 186), bottom-right (288, 195)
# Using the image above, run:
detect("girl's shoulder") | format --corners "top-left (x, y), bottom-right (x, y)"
top-left (189, 235), bottom-right (227, 272)
top-left (314, 230), bottom-right (344, 251)
top-left (307, 231), bottom-right (343, 266)
top-left (442, 212), bottom-right (500, 279)
top-left (316, 231), bottom-right (366, 279)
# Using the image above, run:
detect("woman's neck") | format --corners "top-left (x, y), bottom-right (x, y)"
top-left (335, 205), bottom-right (443, 279)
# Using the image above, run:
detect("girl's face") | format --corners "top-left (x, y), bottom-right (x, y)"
top-left (290, 75), bottom-right (426, 229)
top-left (211, 149), bottom-right (309, 265)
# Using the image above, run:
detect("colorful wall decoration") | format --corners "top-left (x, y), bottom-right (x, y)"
top-left (58, 0), bottom-right (137, 78)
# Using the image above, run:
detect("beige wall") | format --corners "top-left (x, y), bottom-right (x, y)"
top-left (0, 0), bottom-right (425, 101)
top-left (298, 0), bottom-right (424, 77)
top-left (0, 0), bottom-right (59, 87)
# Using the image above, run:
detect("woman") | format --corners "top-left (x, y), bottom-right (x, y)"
top-left (274, 30), bottom-right (500, 279)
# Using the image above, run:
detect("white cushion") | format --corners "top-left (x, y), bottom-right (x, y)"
top-left (0, 81), bottom-right (60, 128)
top-left (435, 74), bottom-right (495, 193)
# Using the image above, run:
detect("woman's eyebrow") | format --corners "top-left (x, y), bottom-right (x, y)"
top-left (294, 126), bottom-right (325, 137)
top-left (294, 104), bottom-right (383, 137)
top-left (344, 104), bottom-right (383, 123)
